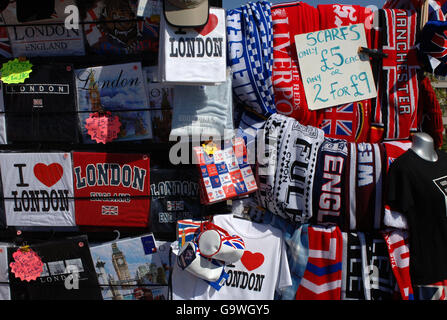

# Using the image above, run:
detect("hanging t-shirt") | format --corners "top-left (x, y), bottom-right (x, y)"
top-left (0, 152), bottom-right (75, 227)
top-left (72, 152), bottom-right (150, 227)
top-left (0, 244), bottom-right (10, 300)
top-left (0, 0), bottom-right (85, 57)
top-left (3, 63), bottom-right (79, 143)
top-left (172, 214), bottom-right (292, 300)
top-left (89, 234), bottom-right (169, 300)
top-left (75, 62), bottom-right (152, 143)
top-left (158, 7), bottom-right (227, 85)
top-left (150, 166), bottom-right (202, 241)
top-left (387, 149), bottom-right (447, 285)
top-left (169, 76), bottom-right (234, 140)
top-left (8, 236), bottom-right (102, 300)
top-left (82, 0), bottom-right (159, 55)
top-left (0, 83), bottom-right (7, 144)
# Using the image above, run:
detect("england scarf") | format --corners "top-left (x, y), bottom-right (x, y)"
top-left (382, 229), bottom-right (414, 300)
top-left (311, 138), bottom-right (349, 230)
top-left (317, 4), bottom-right (374, 143)
top-left (342, 231), bottom-right (396, 300)
top-left (370, 9), bottom-right (420, 142)
top-left (346, 143), bottom-right (386, 232)
top-left (226, 1), bottom-right (275, 117)
top-left (295, 225), bottom-right (343, 300)
top-left (271, 1), bottom-right (323, 127)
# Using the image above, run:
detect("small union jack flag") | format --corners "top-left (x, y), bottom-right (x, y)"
top-left (222, 235), bottom-right (245, 250)
top-left (101, 206), bottom-right (118, 216)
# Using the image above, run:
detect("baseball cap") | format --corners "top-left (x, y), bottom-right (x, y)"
top-left (163, 0), bottom-right (209, 28)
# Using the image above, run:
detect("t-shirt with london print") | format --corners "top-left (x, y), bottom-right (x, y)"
top-left (172, 214), bottom-right (292, 300)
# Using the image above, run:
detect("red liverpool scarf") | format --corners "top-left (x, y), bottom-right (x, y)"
top-left (271, 1), bottom-right (323, 127)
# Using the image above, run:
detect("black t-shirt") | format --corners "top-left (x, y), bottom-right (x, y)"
top-left (387, 149), bottom-right (447, 285)
top-left (3, 63), bottom-right (79, 143)
top-left (150, 166), bottom-right (202, 241)
top-left (8, 236), bottom-right (102, 300)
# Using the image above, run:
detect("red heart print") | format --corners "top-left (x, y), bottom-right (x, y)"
top-left (194, 13), bottom-right (218, 36)
top-left (241, 251), bottom-right (264, 271)
top-left (33, 163), bottom-right (64, 187)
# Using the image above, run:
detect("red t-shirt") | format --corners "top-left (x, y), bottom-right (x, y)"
top-left (72, 152), bottom-right (150, 227)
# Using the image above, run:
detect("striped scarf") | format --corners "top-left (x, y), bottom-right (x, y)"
top-left (226, 1), bottom-right (276, 117)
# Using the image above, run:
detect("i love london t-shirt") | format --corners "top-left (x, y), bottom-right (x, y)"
top-left (172, 214), bottom-right (292, 300)
top-left (0, 152), bottom-right (75, 227)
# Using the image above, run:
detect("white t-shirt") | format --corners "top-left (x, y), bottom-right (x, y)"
top-left (172, 214), bottom-right (292, 300)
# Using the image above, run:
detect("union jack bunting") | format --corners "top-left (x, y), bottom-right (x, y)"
top-left (101, 206), bottom-right (118, 216)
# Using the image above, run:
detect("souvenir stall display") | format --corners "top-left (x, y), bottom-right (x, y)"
top-left (0, 0), bottom-right (445, 301)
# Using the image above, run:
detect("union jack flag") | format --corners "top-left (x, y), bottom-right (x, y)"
top-left (321, 104), bottom-right (355, 139)
top-left (101, 206), bottom-right (118, 216)
top-left (177, 219), bottom-right (206, 246)
top-left (428, 29), bottom-right (447, 60)
top-left (416, 280), bottom-right (447, 300)
top-left (222, 235), bottom-right (245, 250)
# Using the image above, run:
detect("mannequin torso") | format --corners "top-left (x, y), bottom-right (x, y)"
top-left (410, 132), bottom-right (438, 162)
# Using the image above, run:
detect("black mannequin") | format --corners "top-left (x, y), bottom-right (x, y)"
top-left (410, 132), bottom-right (438, 162)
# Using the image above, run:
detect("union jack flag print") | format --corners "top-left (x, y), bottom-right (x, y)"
top-left (222, 235), bottom-right (245, 250)
top-left (101, 206), bottom-right (118, 216)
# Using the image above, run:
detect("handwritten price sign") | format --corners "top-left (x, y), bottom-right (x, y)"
top-left (295, 24), bottom-right (377, 110)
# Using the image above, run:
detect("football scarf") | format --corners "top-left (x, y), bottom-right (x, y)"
top-left (383, 140), bottom-right (412, 172)
top-left (382, 229), bottom-right (414, 300)
top-left (317, 4), bottom-right (374, 143)
top-left (295, 225), bottom-right (343, 300)
top-left (341, 232), bottom-right (366, 300)
top-left (271, 1), bottom-right (323, 127)
top-left (257, 113), bottom-right (293, 216)
top-left (414, 280), bottom-right (447, 300)
top-left (370, 9), bottom-right (420, 142)
top-left (383, 0), bottom-right (447, 21)
top-left (346, 143), bottom-right (386, 232)
top-left (261, 114), bottom-right (325, 223)
top-left (311, 138), bottom-right (349, 229)
top-left (342, 232), bottom-right (396, 300)
top-left (226, 1), bottom-right (275, 116)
